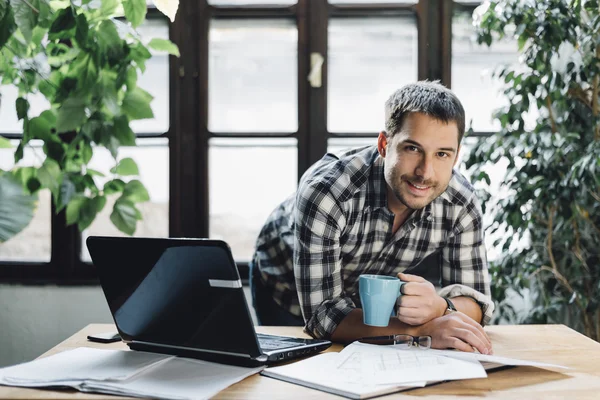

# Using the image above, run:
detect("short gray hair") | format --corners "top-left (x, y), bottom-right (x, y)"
top-left (384, 81), bottom-right (466, 143)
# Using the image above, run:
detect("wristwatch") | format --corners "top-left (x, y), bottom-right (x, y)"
top-left (443, 297), bottom-right (457, 314)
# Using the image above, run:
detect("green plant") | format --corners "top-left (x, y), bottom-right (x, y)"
top-left (466, 0), bottom-right (600, 340)
top-left (0, 0), bottom-right (179, 237)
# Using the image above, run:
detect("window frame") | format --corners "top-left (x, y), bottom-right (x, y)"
top-left (0, 0), bottom-right (472, 284)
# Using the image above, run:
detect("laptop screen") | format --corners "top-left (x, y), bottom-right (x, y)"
top-left (87, 237), bottom-right (262, 358)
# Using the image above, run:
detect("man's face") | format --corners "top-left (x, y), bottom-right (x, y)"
top-left (378, 112), bottom-right (460, 211)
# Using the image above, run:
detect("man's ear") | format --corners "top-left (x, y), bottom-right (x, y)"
top-left (453, 145), bottom-right (462, 167)
top-left (377, 131), bottom-right (388, 158)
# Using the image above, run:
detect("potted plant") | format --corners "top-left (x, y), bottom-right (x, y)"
top-left (0, 0), bottom-right (179, 240)
top-left (466, 0), bottom-right (600, 340)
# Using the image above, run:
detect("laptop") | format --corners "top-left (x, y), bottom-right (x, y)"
top-left (86, 236), bottom-right (332, 367)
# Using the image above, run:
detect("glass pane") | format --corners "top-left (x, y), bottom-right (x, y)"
top-left (209, 138), bottom-right (297, 261)
top-left (80, 138), bottom-right (169, 261)
top-left (0, 140), bottom-right (51, 261)
top-left (209, 19), bottom-right (298, 133)
top-left (329, 0), bottom-right (417, 3)
top-left (129, 18), bottom-right (170, 134)
top-left (327, 137), bottom-right (376, 155)
top-left (452, 11), bottom-right (537, 132)
top-left (0, 87), bottom-right (50, 135)
top-left (328, 16), bottom-right (418, 133)
top-left (209, 0), bottom-right (296, 4)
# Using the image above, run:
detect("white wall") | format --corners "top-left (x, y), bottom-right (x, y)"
top-left (0, 285), bottom-right (256, 368)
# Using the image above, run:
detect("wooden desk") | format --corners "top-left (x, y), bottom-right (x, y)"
top-left (1, 324), bottom-right (599, 399)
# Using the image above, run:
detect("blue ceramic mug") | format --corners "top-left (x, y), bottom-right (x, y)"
top-left (359, 274), bottom-right (406, 327)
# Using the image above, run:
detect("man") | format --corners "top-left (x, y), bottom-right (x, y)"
top-left (250, 81), bottom-right (494, 354)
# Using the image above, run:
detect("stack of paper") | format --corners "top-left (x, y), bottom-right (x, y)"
top-left (0, 347), bottom-right (263, 400)
top-left (262, 341), bottom-right (568, 399)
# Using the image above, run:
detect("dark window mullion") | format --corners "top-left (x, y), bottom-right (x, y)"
top-left (170, 0), bottom-right (208, 238)
top-left (304, 0), bottom-right (328, 178)
top-left (50, 203), bottom-right (80, 280)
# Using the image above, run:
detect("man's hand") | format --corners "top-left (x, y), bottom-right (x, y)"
top-left (414, 311), bottom-right (493, 354)
top-left (396, 272), bottom-right (447, 326)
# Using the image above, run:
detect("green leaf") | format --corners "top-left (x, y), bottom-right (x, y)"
top-left (29, 110), bottom-right (57, 141)
top-left (57, 177), bottom-right (76, 212)
top-left (110, 158), bottom-right (139, 176)
top-left (66, 195), bottom-right (85, 225)
top-left (10, 0), bottom-right (37, 42)
top-left (123, 0), bottom-right (146, 28)
top-left (0, 0), bottom-right (7, 21)
top-left (100, 0), bottom-right (118, 17)
top-left (96, 20), bottom-right (122, 63)
top-left (122, 179), bottom-right (149, 202)
top-left (97, 70), bottom-right (118, 115)
top-left (103, 178), bottom-right (125, 194)
top-left (77, 197), bottom-right (99, 231)
top-left (113, 115), bottom-right (136, 146)
top-left (122, 87), bottom-right (154, 120)
top-left (0, 6), bottom-right (16, 49)
top-left (93, 195), bottom-right (107, 212)
top-left (0, 136), bottom-right (11, 148)
top-left (48, 6), bottom-right (76, 40)
top-left (125, 68), bottom-right (137, 89)
top-left (37, 158), bottom-right (62, 196)
top-left (14, 142), bottom-right (24, 163)
top-left (56, 96), bottom-right (86, 133)
top-left (11, 166), bottom-right (36, 187)
top-left (147, 38), bottom-right (180, 57)
top-left (110, 198), bottom-right (140, 235)
top-left (69, 54), bottom-right (98, 93)
top-left (0, 175), bottom-right (37, 243)
top-left (75, 13), bottom-right (89, 47)
top-left (16, 97), bottom-right (29, 120)
top-left (86, 168), bottom-right (104, 177)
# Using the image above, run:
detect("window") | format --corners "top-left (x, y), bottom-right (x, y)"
top-left (2, 1), bottom-right (489, 282)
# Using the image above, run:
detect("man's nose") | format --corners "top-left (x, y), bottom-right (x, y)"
top-left (415, 155), bottom-right (434, 180)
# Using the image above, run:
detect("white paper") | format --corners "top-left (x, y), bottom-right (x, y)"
top-left (0, 347), bottom-right (264, 400)
top-left (425, 349), bottom-right (570, 369)
top-left (341, 342), bottom-right (488, 385)
top-left (88, 357), bottom-right (263, 400)
top-left (263, 352), bottom-right (425, 399)
top-left (0, 348), bottom-right (172, 384)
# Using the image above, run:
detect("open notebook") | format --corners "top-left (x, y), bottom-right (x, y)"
top-left (262, 342), bottom-right (568, 399)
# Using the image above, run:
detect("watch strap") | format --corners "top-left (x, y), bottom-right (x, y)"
top-left (444, 297), bottom-right (457, 314)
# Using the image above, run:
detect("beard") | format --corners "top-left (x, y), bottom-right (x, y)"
top-left (388, 170), bottom-right (446, 210)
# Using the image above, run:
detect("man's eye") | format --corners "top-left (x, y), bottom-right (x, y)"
top-left (405, 146), bottom-right (419, 152)
top-left (437, 152), bottom-right (449, 158)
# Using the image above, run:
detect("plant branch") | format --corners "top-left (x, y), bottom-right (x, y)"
top-left (568, 87), bottom-right (593, 111)
top-left (22, 0), bottom-right (39, 14)
top-left (572, 219), bottom-right (590, 273)
top-left (545, 206), bottom-right (594, 335)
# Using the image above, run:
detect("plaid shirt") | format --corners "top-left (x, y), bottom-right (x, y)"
top-left (253, 146), bottom-right (494, 339)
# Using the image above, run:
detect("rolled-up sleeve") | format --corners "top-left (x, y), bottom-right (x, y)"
top-left (441, 198), bottom-right (495, 325)
top-left (293, 180), bottom-right (356, 339)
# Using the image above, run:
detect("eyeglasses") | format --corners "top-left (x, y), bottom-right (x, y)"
top-left (358, 334), bottom-right (432, 349)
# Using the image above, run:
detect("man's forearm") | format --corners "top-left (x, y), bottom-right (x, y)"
top-left (451, 296), bottom-right (483, 324)
top-left (330, 309), bottom-right (420, 343)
